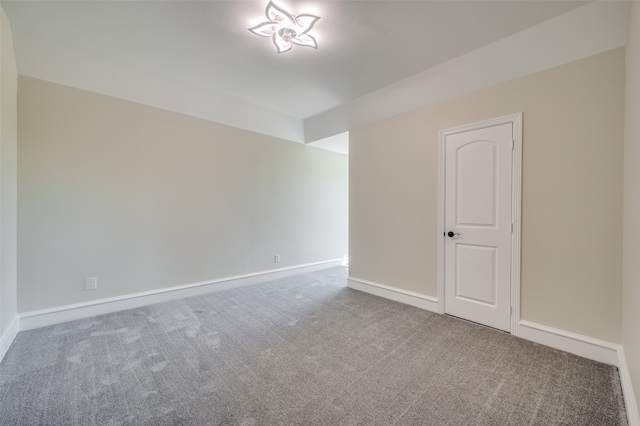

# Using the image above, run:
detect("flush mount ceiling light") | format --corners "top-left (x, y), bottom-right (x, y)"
top-left (248, 1), bottom-right (320, 54)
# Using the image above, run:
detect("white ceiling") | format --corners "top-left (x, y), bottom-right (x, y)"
top-left (1, 1), bottom-right (630, 151)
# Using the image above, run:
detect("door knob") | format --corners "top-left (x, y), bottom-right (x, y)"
top-left (447, 231), bottom-right (460, 238)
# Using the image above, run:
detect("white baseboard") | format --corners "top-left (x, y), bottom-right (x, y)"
top-left (618, 347), bottom-right (640, 426)
top-left (0, 315), bottom-right (20, 363)
top-left (517, 320), bottom-right (620, 366)
top-left (19, 259), bottom-right (343, 332)
top-left (347, 276), bottom-right (439, 313)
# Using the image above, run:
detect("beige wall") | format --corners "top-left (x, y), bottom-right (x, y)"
top-left (17, 77), bottom-right (348, 312)
top-left (350, 47), bottom-right (624, 343)
top-left (623, 1), bottom-right (640, 416)
top-left (0, 4), bottom-right (18, 340)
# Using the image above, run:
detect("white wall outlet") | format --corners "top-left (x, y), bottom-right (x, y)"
top-left (85, 277), bottom-right (97, 290)
top-left (274, 254), bottom-right (280, 263)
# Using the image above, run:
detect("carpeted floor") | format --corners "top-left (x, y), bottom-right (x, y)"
top-left (0, 266), bottom-right (628, 425)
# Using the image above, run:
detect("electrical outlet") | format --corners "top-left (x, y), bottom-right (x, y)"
top-left (274, 254), bottom-right (280, 263)
top-left (85, 277), bottom-right (97, 290)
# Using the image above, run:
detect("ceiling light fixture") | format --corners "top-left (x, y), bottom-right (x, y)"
top-left (248, 1), bottom-right (320, 54)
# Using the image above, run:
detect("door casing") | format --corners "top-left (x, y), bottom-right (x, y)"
top-left (437, 113), bottom-right (522, 334)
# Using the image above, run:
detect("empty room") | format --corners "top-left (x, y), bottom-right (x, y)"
top-left (1, 1), bottom-right (639, 424)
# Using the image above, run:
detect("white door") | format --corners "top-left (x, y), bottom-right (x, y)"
top-left (443, 122), bottom-right (513, 332)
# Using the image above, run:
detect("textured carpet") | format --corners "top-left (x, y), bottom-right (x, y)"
top-left (0, 266), bottom-right (627, 425)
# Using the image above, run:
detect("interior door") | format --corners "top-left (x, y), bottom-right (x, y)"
top-left (444, 122), bottom-right (513, 332)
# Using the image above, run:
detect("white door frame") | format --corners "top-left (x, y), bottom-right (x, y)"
top-left (437, 113), bottom-right (522, 334)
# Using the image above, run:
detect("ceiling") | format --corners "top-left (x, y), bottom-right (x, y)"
top-left (0, 1), bottom-right (629, 152)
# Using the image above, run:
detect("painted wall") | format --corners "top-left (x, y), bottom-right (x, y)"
top-left (0, 5), bottom-right (18, 341)
top-left (17, 77), bottom-right (348, 312)
top-left (350, 48), bottom-right (624, 343)
top-left (623, 0), bottom-right (640, 417)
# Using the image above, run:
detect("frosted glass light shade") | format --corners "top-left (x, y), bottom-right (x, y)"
top-left (248, 1), bottom-right (320, 54)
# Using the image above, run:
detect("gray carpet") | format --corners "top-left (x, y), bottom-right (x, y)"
top-left (0, 266), bottom-right (627, 425)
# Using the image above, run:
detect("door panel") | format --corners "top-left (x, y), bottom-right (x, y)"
top-left (444, 122), bottom-right (512, 332)
top-left (456, 142), bottom-right (497, 227)
top-left (456, 244), bottom-right (496, 306)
